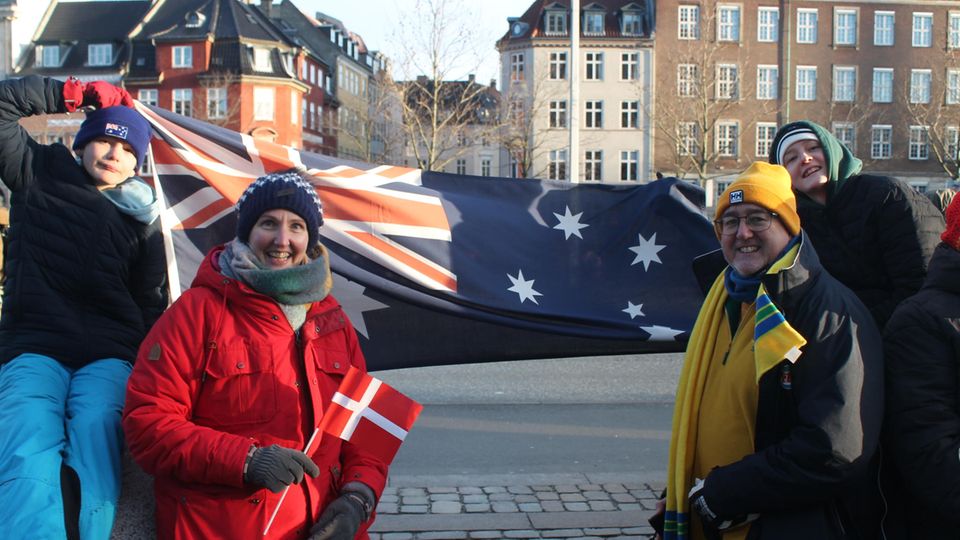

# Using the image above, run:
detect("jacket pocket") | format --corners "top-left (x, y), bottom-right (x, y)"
top-left (192, 344), bottom-right (278, 427)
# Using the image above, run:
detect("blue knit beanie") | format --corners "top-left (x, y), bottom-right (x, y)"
top-left (236, 171), bottom-right (324, 251)
top-left (72, 106), bottom-right (151, 167)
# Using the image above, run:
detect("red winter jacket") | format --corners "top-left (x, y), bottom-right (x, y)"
top-left (123, 246), bottom-right (387, 540)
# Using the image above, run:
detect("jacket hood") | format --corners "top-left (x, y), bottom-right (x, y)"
top-left (770, 120), bottom-right (863, 200)
top-left (923, 243), bottom-right (960, 295)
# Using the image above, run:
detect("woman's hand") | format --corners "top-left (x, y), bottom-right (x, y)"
top-left (243, 444), bottom-right (319, 493)
top-left (309, 483), bottom-right (376, 540)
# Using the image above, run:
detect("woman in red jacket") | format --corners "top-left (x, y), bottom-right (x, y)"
top-left (123, 170), bottom-right (387, 539)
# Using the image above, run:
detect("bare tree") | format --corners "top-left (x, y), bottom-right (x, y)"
top-left (495, 73), bottom-right (557, 179)
top-left (197, 71), bottom-right (242, 128)
top-left (330, 70), bottom-right (406, 165)
top-left (899, 57), bottom-right (960, 180)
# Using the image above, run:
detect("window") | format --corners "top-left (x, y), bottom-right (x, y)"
top-left (832, 123), bottom-right (855, 152)
top-left (35, 45), bottom-right (59, 67)
top-left (173, 88), bottom-right (192, 117)
top-left (253, 48), bottom-right (272, 72)
top-left (481, 157), bottom-right (492, 177)
top-left (950, 12), bottom-right (960, 49)
top-left (511, 53), bottom-right (524, 82)
top-left (678, 5), bottom-right (700, 40)
top-left (549, 52), bottom-right (567, 80)
top-left (455, 159), bottom-right (466, 175)
top-left (872, 68), bottom-right (893, 103)
top-left (621, 52), bottom-right (638, 81)
top-left (546, 11), bottom-right (567, 35)
top-left (717, 5), bottom-right (741, 41)
top-left (584, 11), bottom-right (605, 35)
top-left (207, 87), bottom-right (227, 119)
top-left (308, 102), bottom-right (315, 130)
top-left (758, 7), bottom-right (779, 42)
top-left (910, 69), bottom-right (932, 104)
top-left (621, 101), bottom-right (639, 129)
top-left (138, 89), bottom-right (158, 106)
top-left (871, 125), bottom-right (892, 159)
top-left (796, 66), bottom-right (817, 101)
top-left (716, 64), bottom-right (739, 100)
top-left (756, 65), bottom-right (778, 100)
top-left (86, 43), bottom-right (111, 66)
top-left (549, 100), bottom-right (567, 128)
top-left (756, 123), bottom-right (777, 157)
top-left (716, 122), bottom-right (739, 157)
top-left (678, 122), bottom-right (699, 156)
top-left (253, 87), bottom-right (274, 121)
top-left (948, 69), bottom-right (960, 105)
top-left (310, 64), bottom-right (317, 85)
top-left (585, 52), bottom-right (603, 80)
top-left (622, 11), bottom-right (642, 36)
top-left (457, 132), bottom-right (467, 146)
top-left (584, 150), bottom-right (603, 181)
top-left (946, 126), bottom-right (959, 161)
top-left (833, 66), bottom-right (856, 102)
top-left (913, 13), bottom-right (933, 47)
top-left (909, 126), bottom-right (929, 160)
top-left (585, 100), bottom-right (603, 128)
top-left (874, 11), bottom-right (894, 46)
top-left (173, 46), bottom-right (192, 68)
top-left (620, 150), bottom-right (639, 181)
top-left (797, 9), bottom-right (818, 44)
top-left (677, 64), bottom-right (699, 97)
top-left (549, 149), bottom-right (568, 180)
top-left (834, 8), bottom-right (857, 46)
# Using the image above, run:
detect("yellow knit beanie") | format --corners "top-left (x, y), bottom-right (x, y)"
top-left (715, 162), bottom-right (800, 237)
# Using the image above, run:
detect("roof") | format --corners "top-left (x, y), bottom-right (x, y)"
top-left (402, 77), bottom-right (501, 126)
top-left (36, 1), bottom-right (150, 43)
top-left (497, 0), bottom-right (654, 45)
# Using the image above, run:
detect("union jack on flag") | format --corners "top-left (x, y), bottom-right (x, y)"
top-left (105, 122), bottom-right (129, 139)
top-left (136, 103), bottom-right (718, 371)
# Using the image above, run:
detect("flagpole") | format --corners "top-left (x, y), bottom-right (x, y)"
top-left (569, 0), bottom-right (580, 183)
top-left (263, 427), bottom-right (321, 536)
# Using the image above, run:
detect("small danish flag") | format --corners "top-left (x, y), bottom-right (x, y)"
top-left (320, 366), bottom-right (423, 464)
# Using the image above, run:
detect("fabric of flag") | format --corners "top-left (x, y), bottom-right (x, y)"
top-left (320, 366), bottom-right (423, 465)
top-left (136, 103), bottom-right (719, 371)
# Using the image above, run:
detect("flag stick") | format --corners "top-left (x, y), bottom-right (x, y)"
top-left (262, 427), bottom-right (321, 536)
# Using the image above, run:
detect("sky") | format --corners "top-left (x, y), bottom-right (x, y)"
top-left (292, 0), bottom-right (523, 85)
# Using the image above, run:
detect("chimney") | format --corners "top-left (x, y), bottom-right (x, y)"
top-left (260, 0), bottom-right (272, 17)
top-left (468, 73), bottom-right (475, 84)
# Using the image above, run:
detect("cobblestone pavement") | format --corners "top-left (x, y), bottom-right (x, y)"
top-left (368, 477), bottom-right (664, 540)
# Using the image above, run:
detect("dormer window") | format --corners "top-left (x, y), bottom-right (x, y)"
top-left (88, 43), bottom-right (112, 66)
top-left (584, 10), bottom-right (605, 35)
top-left (545, 10), bottom-right (567, 35)
top-left (252, 47), bottom-right (272, 72)
top-left (622, 10), bottom-right (643, 35)
top-left (185, 10), bottom-right (206, 28)
top-left (35, 45), bottom-right (60, 67)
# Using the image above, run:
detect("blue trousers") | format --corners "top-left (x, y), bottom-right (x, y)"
top-left (0, 354), bottom-right (131, 540)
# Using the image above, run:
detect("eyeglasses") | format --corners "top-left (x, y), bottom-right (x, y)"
top-left (714, 211), bottom-right (778, 236)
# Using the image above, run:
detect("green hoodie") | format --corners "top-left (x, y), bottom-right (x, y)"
top-left (769, 120), bottom-right (863, 201)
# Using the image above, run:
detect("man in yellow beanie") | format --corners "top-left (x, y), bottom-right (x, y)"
top-left (651, 162), bottom-right (884, 540)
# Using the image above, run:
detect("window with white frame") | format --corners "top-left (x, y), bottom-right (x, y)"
top-left (173, 88), bottom-right (192, 117)
top-left (309, 64), bottom-right (316, 85)
top-left (585, 100), bottom-right (603, 128)
top-left (758, 7), bottom-right (779, 42)
top-left (585, 52), bottom-right (603, 80)
top-left (910, 69), bottom-right (932, 103)
top-left (950, 12), bottom-right (960, 49)
top-left (291, 89), bottom-right (298, 125)
top-left (796, 66), bottom-right (817, 101)
top-left (622, 12), bottom-right (642, 35)
top-left (797, 9), bottom-right (818, 44)
top-left (621, 101), bottom-right (639, 128)
top-left (620, 150), bottom-right (639, 181)
top-left (716, 64), bottom-right (739, 100)
top-left (584, 150), bottom-right (602, 181)
top-left (251, 87), bottom-right (273, 122)
top-left (207, 87), bottom-right (227, 119)
top-left (173, 46), bottom-right (192, 68)
top-left (946, 126), bottom-right (959, 160)
top-left (948, 69), bottom-right (960, 104)
top-left (834, 8), bottom-right (857, 46)
top-left (909, 126), bottom-right (929, 160)
top-left (913, 13), bottom-right (933, 47)
top-left (549, 149), bottom-right (568, 180)
top-left (584, 11), bottom-right (605, 35)
top-left (138, 89), bottom-right (158, 106)
top-left (87, 44), bottom-right (112, 66)
top-left (456, 159), bottom-right (466, 175)
top-left (253, 48), bottom-right (272, 72)
top-left (546, 11), bottom-right (567, 35)
top-left (481, 157), bottom-right (492, 177)
top-left (678, 122), bottom-right (699, 156)
top-left (716, 122), bottom-right (739, 157)
top-left (549, 52), bottom-right (567, 80)
top-left (549, 100), bottom-right (567, 128)
top-left (833, 123), bottom-right (855, 152)
top-left (511, 53), bottom-right (525, 82)
top-left (678, 5), bottom-right (700, 40)
top-left (874, 12), bottom-right (894, 46)
top-left (756, 65), bottom-right (778, 100)
top-left (35, 45), bottom-right (59, 67)
top-left (677, 64), bottom-right (699, 97)
top-left (756, 123), bottom-right (777, 157)
top-left (872, 68), bottom-right (893, 103)
top-left (308, 102), bottom-right (315, 130)
top-left (717, 5), bottom-right (741, 42)
top-left (621, 52), bottom-right (638, 80)
top-left (871, 125), bottom-right (892, 159)
top-left (833, 66), bottom-right (856, 102)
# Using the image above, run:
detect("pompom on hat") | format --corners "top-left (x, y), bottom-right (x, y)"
top-left (941, 195), bottom-right (960, 251)
top-left (72, 106), bottom-right (151, 167)
top-left (236, 170), bottom-right (324, 251)
top-left (715, 162), bottom-right (801, 238)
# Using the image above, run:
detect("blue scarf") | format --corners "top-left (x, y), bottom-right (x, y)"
top-left (100, 177), bottom-right (159, 224)
top-left (724, 236), bottom-right (802, 303)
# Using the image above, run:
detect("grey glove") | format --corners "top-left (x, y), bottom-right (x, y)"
top-left (243, 444), bottom-right (320, 493)
top-left (309, 482), bottom-right (376, 540)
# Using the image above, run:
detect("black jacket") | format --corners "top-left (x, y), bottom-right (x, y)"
top-left (883, 244), bottom-right (960, 540)
top-left (693, 235), bottom-right (884, 540)
top-left (798, 173), bottom-right (943, 328)
top-left (0, 75), bottom-right (167, 368)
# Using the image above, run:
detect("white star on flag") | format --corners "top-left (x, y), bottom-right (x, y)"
top-left (332, 273), bottom-right (389, 339)
top-left (507, 270), bottom-right (542, 304)
top-left (553, 206), bottom-right (589, 240)
top-left (629, 232), bottom-right (666, 271)
top-left (623, 301), bottom-right (645, 319)
top-left (641, 325), bottom-right (684, 341)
